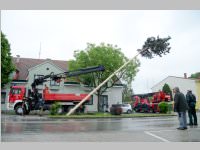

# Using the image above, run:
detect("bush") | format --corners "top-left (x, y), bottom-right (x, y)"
top-left (158, 102), bottom-right (168, 113)
top-left (50, 102), bottom-right (61, 115)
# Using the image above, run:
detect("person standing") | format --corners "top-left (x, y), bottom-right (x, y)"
top-left (186, 90), bottom-right (198, 126)
top-left (173, 87), bottom-right (189, 130)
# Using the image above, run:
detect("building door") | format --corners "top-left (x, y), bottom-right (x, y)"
top-left (99, 95), bottom-right (108, 112)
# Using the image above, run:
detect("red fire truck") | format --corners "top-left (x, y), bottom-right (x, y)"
top-left (8, 65), bottom-right (105, 115)
top-left (132, 91), bottom-right (171, 113)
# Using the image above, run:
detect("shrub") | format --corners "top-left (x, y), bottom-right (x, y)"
top-left (50, 102), bottom-right (61, 115)
top-left (158, 102), bottom-right (168, 113)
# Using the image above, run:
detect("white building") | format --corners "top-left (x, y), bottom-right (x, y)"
top-left (1, 56), bottom-right (123, 112)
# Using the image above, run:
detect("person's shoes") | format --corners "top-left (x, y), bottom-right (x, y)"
top-left (183, 127), bottom-right (188, 130)
top-left (194, 124), bottom-right (198, 126)
top-left (177, 127), bottom-right (185, 130)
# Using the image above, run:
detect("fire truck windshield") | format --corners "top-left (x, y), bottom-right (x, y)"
top-left (10, 88), bottom-right (21, 95)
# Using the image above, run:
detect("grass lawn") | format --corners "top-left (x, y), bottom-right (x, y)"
top-left (49, 112), bottom-right (176, 119)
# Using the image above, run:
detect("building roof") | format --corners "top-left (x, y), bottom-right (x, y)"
top-left (12, 57), bottom-right (68, 80)
top-left (151, 75), bottom-right (200, 89)
top-left (12, 56), bottom-right (123, 85)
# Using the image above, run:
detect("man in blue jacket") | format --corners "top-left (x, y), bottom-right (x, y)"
top-left (173, 87), bottom-right (189, 130)
top-left (186, 90), bottom-right (198, 126)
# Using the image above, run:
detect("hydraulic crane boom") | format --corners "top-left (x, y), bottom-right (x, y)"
top-left (31, 65), bottom-right (105, 89)
top-left (65, 65), bottom-right (105, 77)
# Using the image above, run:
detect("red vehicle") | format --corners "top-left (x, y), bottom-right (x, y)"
top-left (132, 95), bottom-right (151, 113)
top-left (8, 66), bottom-right (105, 115)
top-left (132, 91), bottom-right (171, 113)
top-left (150, 91), bottom-right (171, 113)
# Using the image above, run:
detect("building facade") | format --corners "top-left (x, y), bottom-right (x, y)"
top-left (1, 56), bottom-right (123, 112)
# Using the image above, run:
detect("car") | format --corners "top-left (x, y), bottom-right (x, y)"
top-left (121, 104), bottom-right (133, 114)
top-left (110, 104), bottom-right (132, 114)
top-left (110, 104), bottom-right (123, 115)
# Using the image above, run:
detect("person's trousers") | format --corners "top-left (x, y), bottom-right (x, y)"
top-left (178, 112), bottom-right (187, 128)
top-left (188, 107), bottom-right (198, 125)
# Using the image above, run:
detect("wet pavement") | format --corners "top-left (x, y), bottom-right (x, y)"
top-left (1, 113), bottom-right (200, 142)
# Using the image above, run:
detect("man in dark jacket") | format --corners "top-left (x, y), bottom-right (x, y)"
top-left (186, 90), bottom-right (198, 126)
top-left (173, 87), bottom-right (189, 130)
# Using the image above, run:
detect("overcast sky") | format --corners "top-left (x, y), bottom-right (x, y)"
top-left (1, 10), bottom-right (200, 94)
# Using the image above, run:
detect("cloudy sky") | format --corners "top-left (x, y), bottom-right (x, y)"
top-left (1, 10), bottom-right (200, 94)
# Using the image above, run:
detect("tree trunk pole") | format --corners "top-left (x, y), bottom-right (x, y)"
top-left (66, 52), bottom-right (141, 116)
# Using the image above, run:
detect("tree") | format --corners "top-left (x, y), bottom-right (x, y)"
top-left (1, 32), bottom-right (15, 88)
top-left (190, 72), bottom-right (200, 79)
top-left (69, 43), bottom-right (140, 112)
top-left (122, 84), bottom-right (133, 103)
top-left (162, 83), bottom-right (173, 100)
top-left (137, 36), bottom-right (171, 59)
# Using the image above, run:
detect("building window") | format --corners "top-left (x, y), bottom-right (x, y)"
top-left (34, 74), bottom-right (44, 85)
top-left (85, 95), bottom-right (93, 105)
top-left (1, 92), bottom-right (6, 104)
top-left (50, 80), bottom-right (60, 86)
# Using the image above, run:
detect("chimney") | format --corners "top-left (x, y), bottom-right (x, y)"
top-left (16, 55), bottom-right (20, 63)
top-left (184, 73), bottom-right (187, 79)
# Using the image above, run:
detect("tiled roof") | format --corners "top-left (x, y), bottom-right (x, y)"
top-left (12, 57), bottom-right (68, 80)
top-left (12, 57), bottom-right (123, 85)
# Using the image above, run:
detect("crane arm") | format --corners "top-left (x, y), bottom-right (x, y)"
top-left (31, 65), bottom-right (105, 89)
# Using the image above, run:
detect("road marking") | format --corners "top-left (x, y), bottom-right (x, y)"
top-left (144, 131), bottom-right (170, 142)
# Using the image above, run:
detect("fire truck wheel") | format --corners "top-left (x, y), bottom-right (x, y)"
top-left (15, 105), bottom-right (24, 115)
top-left (149, 108), bottom-right (155, 113)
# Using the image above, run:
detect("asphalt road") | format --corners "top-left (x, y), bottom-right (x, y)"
top-left (1, 113), bottom-right (200, 142)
